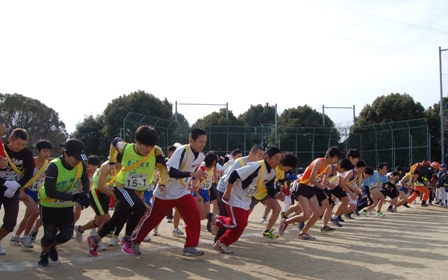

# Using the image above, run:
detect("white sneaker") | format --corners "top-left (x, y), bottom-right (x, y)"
top-left (261, 217), bottom-right (268, 225)
top-left (10, 235), bottom-right (21, 246)
top-left (97, 240), bottom-right (106, 251)
top-left (172, 228), bottom-right (184, 237)
top-left (74, 226), bottom-right (83, 243)
top-left (20, 235), bottom-right (34, 249)
top-left (213, 240), bottom-right (234, 254)
top-left (152, 229), bottom-right (159, 236)
top-left (144, 235), bottom-right (151, 242)
top-left (0, 242), bottom-right (5, 255)
top-left (108, 236), bottom-right (119, 246)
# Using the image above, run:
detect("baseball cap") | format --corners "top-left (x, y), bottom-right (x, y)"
top-left (62, 139), bottom-right (87, 161)
top-left (442, 164), bottom-right (447, 168)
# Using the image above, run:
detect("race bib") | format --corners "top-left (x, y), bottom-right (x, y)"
top-left (0, 170), bottom-right (21, 181)
top-left (29, 177), bottom-right (45, 192)
top-left (200, 180), bottom-right (212, 190)
top-left (244, 183), bottom-right (258, 197)
top-left (124, 173), bottom-right (149, 190)
top-left (368, 183), bottom-right (378, 190)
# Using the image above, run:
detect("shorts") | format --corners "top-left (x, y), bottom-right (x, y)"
top-left (381, 188), bottom-right (398, 200)
top-left (347, 191), bottom-right (357, 205)
top-left (314, 187), bottom-right (328, 207)
top-left (250, 194), bottom-right (273, 209)
top-left (192, 189), bottom-right (210, 202)
top-left (90, 189), bottom-right (110, 216)
top-left (330, 185), bottom-right (348, 199)
top-left (293, 184), bottom-right (315, 199)
top-left (25, 188), bottom-right (39, 203)
top-left (209, 183), bottom-right (217, 202)
top-left (143, 190), bottom-right (153, 206)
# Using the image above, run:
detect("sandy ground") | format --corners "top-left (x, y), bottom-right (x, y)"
top-left (1, 200), bottom-right (448, 280)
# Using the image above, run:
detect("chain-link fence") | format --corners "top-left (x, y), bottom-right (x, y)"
top-left (123, 112), bottom-right (428, 168)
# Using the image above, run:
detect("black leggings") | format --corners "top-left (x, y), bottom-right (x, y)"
top-left (40, 205), bottom-right (74, 247)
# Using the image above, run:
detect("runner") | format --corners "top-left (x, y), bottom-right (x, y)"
top-left (11, 140), bottom-right (52, 249)
top-left (87, 125), bottom-right (168, 257)
top-left (37, 139), bottom-right (90, 266)
top-left (279, 146), bottom-right (341, 240)
top-left (0, 128), bottom-right (34, 255)
top-left (131, 128), bottom-right (208, 257)
top-left (209, 147), bottom-right (282, 253)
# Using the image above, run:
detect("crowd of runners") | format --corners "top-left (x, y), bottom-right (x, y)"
top-left (0, 118), bottom-right (446, 266)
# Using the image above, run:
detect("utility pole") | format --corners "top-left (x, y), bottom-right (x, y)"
top-left (439, 46), bottom-right (448, 163)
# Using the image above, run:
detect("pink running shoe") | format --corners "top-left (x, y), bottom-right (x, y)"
top-left (87, 235), bottom-right (98, 257)
top-left (120, 238), bottom-right (134, 255)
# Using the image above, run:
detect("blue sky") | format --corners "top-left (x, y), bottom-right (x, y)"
top-left (1, 0), bottom-right (448, 133)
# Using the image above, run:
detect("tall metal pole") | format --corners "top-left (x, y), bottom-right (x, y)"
top-left (439, 47), bottom-right (448, 163)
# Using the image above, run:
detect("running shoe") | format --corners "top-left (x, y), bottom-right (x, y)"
top-left (167, 218), bottom-right (173, 223)
top-left (38, 252), bottom-right (49, 267)
top-left (108, 236), bottom-right (119, 246)
top-left (172, 228), bottom-right (185, 237)
top-left (362, 211), bottom-right (368, 217)
top-left (337, 216), bottom-right (345, 222)
top-left (143, 235), bottom-right (151, 242)
top-left (152, 229), bottom-right (159, 236)
top-left (387, 207), bottom-right (394, 213)
top-left (421, 203), bottom-right (429, 207)
top-left (213, 240), bottom-right (234, 254)
top-left (377, 211), bottom-right (385, 218)
top-left (120, 238), bottom-right (134, 255)
top-left (30, 228), bottom-right (38, 243)
top-left (321, 226), bottom-right (336, 232)
top-left (354, 209), bottom-right (360, 216)
top-left (49, 246), bottom-right (58, 262)
top-left (182, 247), bottom-right (204, 256)
top-left (298, 233), bottom-right (316, 240)
top-left (75, 225), bottom-right (83, 243)
top-left (0, 242), bottom-right (5, 255)
top-left (21, 235), bottom-right (34, 249)
top-left (344, 214), bottom-right (355, 220)
top-left (263, 230), bottom-right (278, 239)
top-left (10, 235), bottom-right (21, 246)
top-left (131, 242), bottom-right (141, 255)
top-left (97, 240), bottom-right (107, 251)
top-left (330, 216), bottom-right (343, 227)
top-left (87, 235), bottom-right (98, 257)
top-left (261, 217), bottom-right (268, 225)
top-left (279, 218), bottom-right (288, 237)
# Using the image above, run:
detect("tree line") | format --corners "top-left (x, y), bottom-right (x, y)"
top-left (1, 91), bottom-right (446, 163)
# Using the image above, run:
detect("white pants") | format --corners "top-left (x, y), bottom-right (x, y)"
top-left (438, 188), bottom-right (447, 204)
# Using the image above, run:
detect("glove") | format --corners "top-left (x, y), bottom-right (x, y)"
top-left (4, 181), bottom-right (20, 192)
top-left (71, 193), bottom-right (83, 202)
top-left (4, 188), bottom-right (16, 198)
top-left (79, 193), bottom-right (90, 209)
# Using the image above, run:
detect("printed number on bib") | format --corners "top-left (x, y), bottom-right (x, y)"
top-left (29, 178), bottom-right (44, 191)
top-left (125, 174), bottom-right (149, 189)
top-left (244, 183), bottom-right (258, 197)
top-left (200, 181), bottom-right (212, 190)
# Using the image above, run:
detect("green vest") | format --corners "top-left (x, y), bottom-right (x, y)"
top-left (39, 158), bottom-right (82, 208)
top-left (116, 144), bottom-right (156, 191)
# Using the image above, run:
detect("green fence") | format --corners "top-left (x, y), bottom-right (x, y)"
top-left (123, 112), bottom-right (428, 168)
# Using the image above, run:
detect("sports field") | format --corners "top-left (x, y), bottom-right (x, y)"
top-left (1, 202), bottom-right (447, 279)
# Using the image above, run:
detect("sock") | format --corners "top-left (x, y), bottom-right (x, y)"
top-left (92, 236), bottom-right (100, 245)
top-left (78, 225), bottom-right (84, 233)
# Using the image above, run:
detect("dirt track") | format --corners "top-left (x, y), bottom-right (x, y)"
top-left (1, 201), bottom-right (447, 279)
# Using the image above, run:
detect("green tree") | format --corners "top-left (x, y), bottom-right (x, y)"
top-left (238, 103), bottom-right (277, 126)
top-left (0, 93), bottom-right (68, 154)
top-left (354, 93), bottom-right (425, 126)
top-left (277, 105), bottom-right (339, 166)
top-left (350, 93), bottom-right (427, 167)
top-left (193, 108), bottom-right (247, 154)
top-left (101, 90), bottom-right (174, 155)
top-left (71, 114), bottom-right (105, 158)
